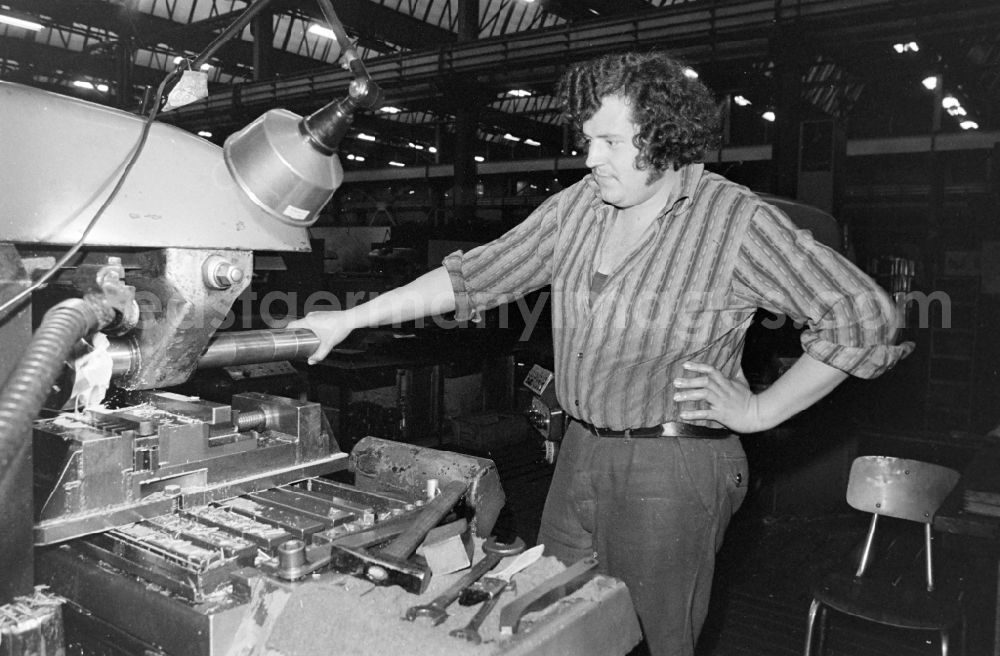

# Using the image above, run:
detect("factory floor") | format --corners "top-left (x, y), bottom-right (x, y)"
top-left (438, 435), bottom-right (995, 656)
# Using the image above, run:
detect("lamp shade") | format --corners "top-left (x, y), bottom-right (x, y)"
top-left (224, 108), bottom-right (343, 226)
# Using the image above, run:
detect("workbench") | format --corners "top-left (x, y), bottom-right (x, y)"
top-left (240, 549), bottom-right (641, 656)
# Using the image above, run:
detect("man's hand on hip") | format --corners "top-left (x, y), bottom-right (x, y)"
top-left (672, 362), bottom-right (765, 434)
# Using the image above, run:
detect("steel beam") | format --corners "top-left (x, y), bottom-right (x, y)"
top-left (2, 0), bottom-right (324, 80)
top-left (163, 0), bottom-right (1000, 130)
top-left (541, 0), bottom-right (654, 22)
top-left (0, 36), bottom-right (164, 89)
top-left (274, 0), bottom-right (457, 51)
top-left (338, 130), bottom-right (1000, 182)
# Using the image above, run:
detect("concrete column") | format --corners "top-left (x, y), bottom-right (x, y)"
top-left (453, 98), bottom-right (479, 224)
top-left (251, 11), bottom-right (274, 81)
top-left (927, 74), bottom-right (944, 245)
top-left (770, 36), bottom-right (805, 199)
top-left (457, 0), bottom-right (479, 41)
top-left (113, 40), bottom-right (134, 109)
top-left (452, 0), bottom-right (480, 224)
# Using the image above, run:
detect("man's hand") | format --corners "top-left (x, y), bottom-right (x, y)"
top-left (673, 355), bottom-right (849, 434)
top-left (287, 311), bottom-right (357, 365)
top-left (672, 362), bottom-right (766, 434)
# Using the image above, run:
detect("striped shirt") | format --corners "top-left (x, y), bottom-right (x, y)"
top-left (443, 163), bottom-right (911, 431)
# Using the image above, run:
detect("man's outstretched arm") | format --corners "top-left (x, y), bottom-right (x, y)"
top-left (288, 266), bottom-right (455, 364)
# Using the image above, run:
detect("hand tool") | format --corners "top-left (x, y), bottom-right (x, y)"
top-left (459, 543), bottom-right (545, 605)
top-left (404, 536), bottom-right (525, 626)
top-left (498, 556), bottom-right (598, 635)
top-left (333, 479), bottom-right (468, 593)
top-left (267, 480), bottom-right (468, 594)
top-left (449, 584), bottom-right (508, 645)
top-left (450, 544), bottom-right (544, 644)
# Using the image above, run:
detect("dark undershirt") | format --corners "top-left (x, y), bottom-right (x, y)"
top-left (590, 271), bottom-right (609, 305)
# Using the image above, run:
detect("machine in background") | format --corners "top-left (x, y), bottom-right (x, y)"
top-left (522, 364), bottom-right (566, 464)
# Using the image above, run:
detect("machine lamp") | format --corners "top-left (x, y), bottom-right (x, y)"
top-left (223, 75), bottom-right (381, 226)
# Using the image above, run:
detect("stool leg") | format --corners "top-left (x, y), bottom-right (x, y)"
top-left (805, 599), bottom-right (821, 656)
top-left (817, 605), bottom-right (828, 655)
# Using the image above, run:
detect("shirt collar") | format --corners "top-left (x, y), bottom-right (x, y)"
top-left (584, 162), bottom-right (705, 220)
top-left (667, 162), bottom-right (703, 219)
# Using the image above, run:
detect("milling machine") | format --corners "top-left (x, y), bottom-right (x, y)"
top-left (0, 8), bottom-right (504, 655)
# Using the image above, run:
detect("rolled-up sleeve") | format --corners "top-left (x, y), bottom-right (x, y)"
top-left (732, 203), bottom-right (913, 379)
top-left (442, 192), bottom-right (561, 322)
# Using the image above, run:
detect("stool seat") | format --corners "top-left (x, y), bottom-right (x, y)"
top-left (812, 571), bottom-right (964, 630)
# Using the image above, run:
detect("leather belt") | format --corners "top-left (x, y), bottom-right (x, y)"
top-left (576, 419), bottom-right (732, 439)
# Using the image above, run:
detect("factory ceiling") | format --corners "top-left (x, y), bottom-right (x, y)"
top-left (2, 0), bottom-right (1000, 172)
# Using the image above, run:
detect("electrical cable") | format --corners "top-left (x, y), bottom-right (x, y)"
top-left (0, 72), bottom-right (172, 320)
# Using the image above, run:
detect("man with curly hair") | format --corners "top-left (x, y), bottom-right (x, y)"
top-left (291, 51), bottom-right (909, 655)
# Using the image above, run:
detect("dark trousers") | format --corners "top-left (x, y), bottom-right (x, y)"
top-left (537, 420), bottom-right (748, 656)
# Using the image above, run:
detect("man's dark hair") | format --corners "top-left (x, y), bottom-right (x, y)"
top-left (558, 51), bottom-right (721, 171)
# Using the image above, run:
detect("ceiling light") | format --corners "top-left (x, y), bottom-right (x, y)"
top-left (408, 142), bottom-right (424, 150)
top-left (96, 83), bottom-right (109, 93)
top-left (428, 146), bottom-right (438, 154)
top-left (571, 150), bottom-right (578, 156)
top-left (72, 80), bottom-right (95, 90)
top-left (683, 67), bottom-right (699, 80)
top-left (0, 13), bottom-right (43, 31)
top-left (353, 155), bottom-right (365, 162)
top-left (921, 76), bottom-right (938, 91)
top-left (198, 130), bottom-right (213, 138)
top-left (524, 138), bottom-right (541, 147)
top-left (474, 156), bottom-right (485, 163)
top-left (942, 95), bottom-right (960, 110)
top-left (380, 106), bottom-right (402, 114)
top-left (507, 89), bottom-right (532, 98)
top-left (960, 120), bottom-right (979, 130)
top-left (734, 95), bottom-right (752, 107)
top-left (389, 161), bottom-right (405, 167)
top-left (200, 63), bottom-right (212, 71)
top-left (308, 24), bottom-right (337, 40)
top-left (357, 133), bottom-right (376, 142)
top-left (947, 106), bottom-right (967, 117)
top-left (502, 133), bottom-right (521, 142)
top-left (762, 111), bottom-right (776, 122)
top-left (893, 41), bottom-right (919, 53)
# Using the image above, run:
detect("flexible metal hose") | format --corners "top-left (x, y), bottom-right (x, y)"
top-left (0, 297), bottom-right (113, 473)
